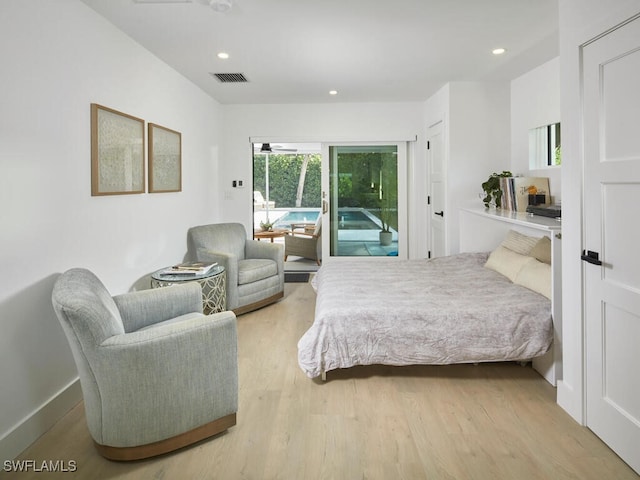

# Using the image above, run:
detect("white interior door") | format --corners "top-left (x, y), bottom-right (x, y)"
top-left (583, 15), bottom-right (640, 475)
top-left (427, 121), bottom-right (446, 258)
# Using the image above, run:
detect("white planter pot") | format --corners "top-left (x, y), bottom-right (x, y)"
top-left (379, 231), bottom-right (392, 246)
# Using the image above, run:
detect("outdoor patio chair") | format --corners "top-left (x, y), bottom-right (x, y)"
top-left (284, 217), bottom-right (322, 265)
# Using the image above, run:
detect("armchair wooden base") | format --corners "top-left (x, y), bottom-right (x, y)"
top-left (95, 413), bottom-right (237, 461)
top-left (232, 291), bottom-right (284, 316)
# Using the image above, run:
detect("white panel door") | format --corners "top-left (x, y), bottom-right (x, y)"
top-left (427, 121), bottom-right (446, 258)
top-left (583, 15), bottom-right (640, 475)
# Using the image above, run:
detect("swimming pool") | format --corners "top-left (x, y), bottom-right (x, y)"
top-left (267, 207), bottom-right (396, 241)
top-left (272, 209), bottom-right (320, 229)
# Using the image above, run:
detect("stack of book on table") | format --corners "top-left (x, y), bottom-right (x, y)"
top-left (161, 261), bottom-right (218, 276)
top-left (500, 177), bottom-right (551, 212)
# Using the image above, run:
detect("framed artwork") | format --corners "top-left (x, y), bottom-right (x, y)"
top-left (148, 123), bottom-right (182, 193)
top-left (91, 104), bottom-right (145, 196)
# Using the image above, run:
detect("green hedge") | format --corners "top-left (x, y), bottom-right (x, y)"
top-left (253, 154), bottom-right (321, 208)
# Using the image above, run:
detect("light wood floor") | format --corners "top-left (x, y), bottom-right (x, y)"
top-left (9, 282), bottom-right (638, 480)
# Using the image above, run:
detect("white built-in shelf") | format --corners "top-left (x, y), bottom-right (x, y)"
top-left (460, 206), bottom-right (562, 233)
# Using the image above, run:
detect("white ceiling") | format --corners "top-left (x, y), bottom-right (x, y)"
top-left (80, 0), bottom-right (559, 105)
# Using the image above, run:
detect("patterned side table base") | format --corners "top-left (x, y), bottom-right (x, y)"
top-left (151, 267), bottom-right (226, 315)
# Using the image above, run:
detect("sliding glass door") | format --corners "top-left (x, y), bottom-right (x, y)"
top-left (321, 143), bottom-right (407, 260)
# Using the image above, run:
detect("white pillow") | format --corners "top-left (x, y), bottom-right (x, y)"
top-left (501, 230), bottom-right (540, 255)
top-left (529, 236), bottom-right (552, 264)
top-left (514, 259), bottom-right (552, 299)
top-left (485, 245), bottom-right (536, 282)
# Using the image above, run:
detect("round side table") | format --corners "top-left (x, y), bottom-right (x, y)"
top-left (151, 265), bottom-right (226, 315)
top-left (253, 229), bottom-right (289, 242)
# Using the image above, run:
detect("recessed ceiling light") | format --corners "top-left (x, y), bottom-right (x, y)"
top-left (199, 0), bottom-right (232, 13)
top-left (492, 48), bottom-right (506, 55)
top-left (210, 0), bottom-right (232, 13)
top-left (329, 90), bottom-right (338, 95)
top-left (217, 52), bottom-right (230, 59)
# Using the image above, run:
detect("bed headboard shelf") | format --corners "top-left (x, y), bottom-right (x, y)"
top-left (459, 207), bottom-right (562, 387)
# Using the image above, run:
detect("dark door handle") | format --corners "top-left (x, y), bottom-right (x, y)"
top-left (434, 211), bottom-right (444, 217)
top-left (581, 250), bottom-right (602, 266)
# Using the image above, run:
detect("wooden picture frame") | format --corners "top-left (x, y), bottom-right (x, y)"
top-left (91, 104), bottom-right (145, 196)
top-left (148, 123), bottom-right (182, 193)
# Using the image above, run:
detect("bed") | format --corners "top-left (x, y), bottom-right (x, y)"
top-left (297, 230), bottom-right (555, 381)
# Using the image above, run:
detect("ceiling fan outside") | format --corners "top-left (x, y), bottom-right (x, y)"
top-left (254, 143), bottom-right (297, 153)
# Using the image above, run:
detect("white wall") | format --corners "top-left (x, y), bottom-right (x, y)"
top-left (424, 82), bottom-right (511, 255)
top-left (219, 102), bottom-right (427, 257)
top-left (558, 0), bottom-right (640, 424)
top-left (0, 0), bottom-right (223, 460)
top-left (511, 57), bottom-right (562, 202)
top-left (449, 82), bottom-right (511, 253)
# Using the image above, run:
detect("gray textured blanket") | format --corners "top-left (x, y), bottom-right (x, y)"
top-left (298, 252), bottom-right (552, 378)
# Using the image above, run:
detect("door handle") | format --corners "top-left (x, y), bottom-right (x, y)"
top-left (581, 250), bottom-right (602, 266)
top-left (434, 211), bottom-right (444, 217)
top-left (322, 200), bottom-right (328, 214)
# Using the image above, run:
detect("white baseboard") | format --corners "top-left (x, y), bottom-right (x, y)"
top-left (0, 378), bottom-right (82, 462)
top-left (557, 379), bottom-right (585, 425)
top-left (532, 348), bottom-right (556, 386)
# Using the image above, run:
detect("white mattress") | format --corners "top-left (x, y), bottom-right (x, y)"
top-left (298, 253), bottom-right (553, 378)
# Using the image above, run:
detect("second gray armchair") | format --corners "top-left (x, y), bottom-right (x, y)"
top-left (187, 223), bottom-right (284, 315)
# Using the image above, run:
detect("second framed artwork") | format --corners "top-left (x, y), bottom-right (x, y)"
top-left (148, 123), bottom-right (182, 193)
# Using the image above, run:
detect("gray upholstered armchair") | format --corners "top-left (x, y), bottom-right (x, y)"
top-left (51, 268), bottom-right (238, 461)
top-left (187, 223), bottom-right (284, 315)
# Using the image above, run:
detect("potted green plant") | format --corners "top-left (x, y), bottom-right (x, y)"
top-left (259, 220), bottom-right (273, 231)
top-left (481, 171), bottom-right (512, 208)
top-left (379, 201), bottom-right (393, 246)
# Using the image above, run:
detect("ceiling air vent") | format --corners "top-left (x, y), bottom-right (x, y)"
top-left (211, 73), bottom-right (248, 83)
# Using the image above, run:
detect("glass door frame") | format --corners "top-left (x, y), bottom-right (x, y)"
top-left (320, 141), bottom-right (408, 262)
